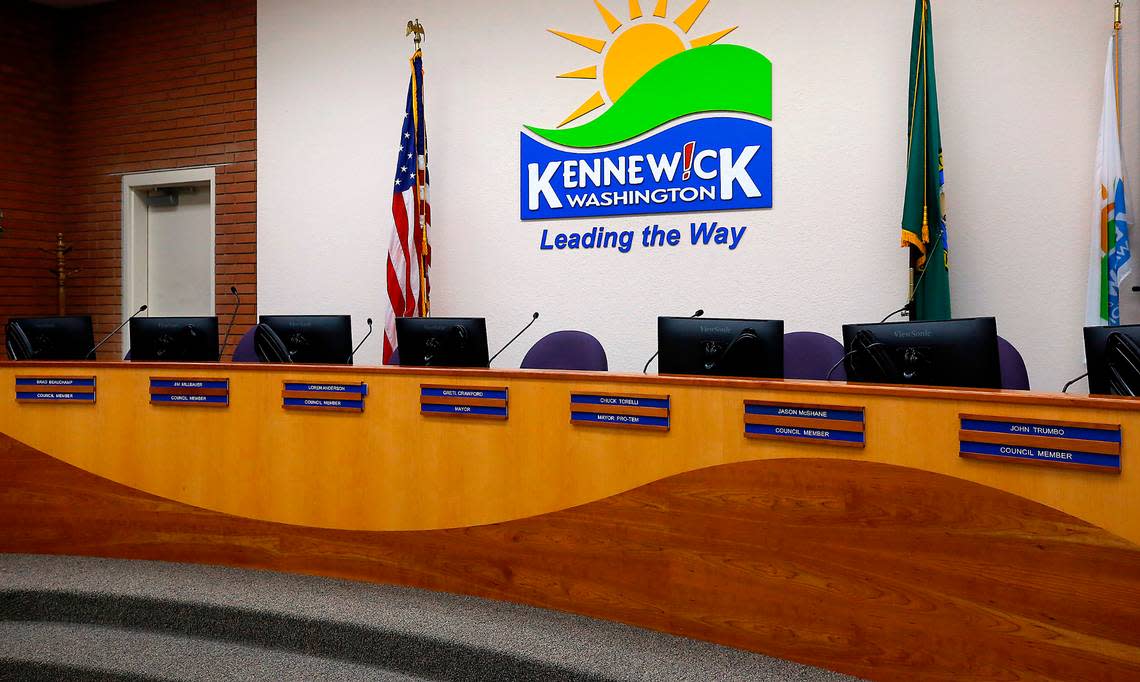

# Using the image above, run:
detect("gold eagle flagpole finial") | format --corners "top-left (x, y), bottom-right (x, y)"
top-left (406, 19), bottom-right (425, 49)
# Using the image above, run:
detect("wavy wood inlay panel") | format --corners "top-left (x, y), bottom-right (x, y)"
top-left (2, 433), bottom-right (1139, 681)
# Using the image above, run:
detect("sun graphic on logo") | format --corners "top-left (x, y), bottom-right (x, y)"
top-left (550, 0), bottom-right (737, 128)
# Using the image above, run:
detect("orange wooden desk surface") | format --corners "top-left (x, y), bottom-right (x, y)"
top-left (1, 361), bottom-right (1137, 538)
top-left (3, 361), bottom-right (1140, 681)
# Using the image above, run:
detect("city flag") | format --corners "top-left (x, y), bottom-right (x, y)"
top-left (1086, 34), bottom-right (1131, 327)
top-left (383, 50), bottom-right (432, 364)
top-left (900, 0), bottom-right (951, 320)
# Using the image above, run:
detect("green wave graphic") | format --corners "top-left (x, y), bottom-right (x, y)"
top-left (527, 44), bottom-right (772, 149)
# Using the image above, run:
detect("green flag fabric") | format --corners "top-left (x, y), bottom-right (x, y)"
top-left (901, 0), bottom-right (951, 320)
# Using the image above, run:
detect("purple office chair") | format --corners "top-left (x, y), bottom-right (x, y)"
top-left (997, 335), bottom-right (1030, 390)
top-left (521, 330), bottom-right (608, 371)
top-left (387, 348), bottom-right (400, 365)
top-left (783, 331), bottom-right (846, 381)
top-left (231, 327), bottom-right (258, 362)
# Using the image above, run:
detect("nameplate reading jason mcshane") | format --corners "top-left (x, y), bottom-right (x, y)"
top-left (540, 221), bottom-right (747, 254)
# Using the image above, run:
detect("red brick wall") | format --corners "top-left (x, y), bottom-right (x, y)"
top-left (0, 3), bottom-right (66, 354)
top-left (62, 0), bottom-right (257, 358)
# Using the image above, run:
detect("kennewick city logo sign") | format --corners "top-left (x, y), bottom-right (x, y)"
top-left (520, 0), bottom-right (773, 221)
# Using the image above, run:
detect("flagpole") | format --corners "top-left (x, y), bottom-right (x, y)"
top-left (1115, 1), bottom-right (1122, 132)
top-left (406, 19), bottom-right (429, 317)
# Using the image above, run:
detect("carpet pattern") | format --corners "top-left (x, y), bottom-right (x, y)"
top-left (0, 554), bottom-right (859, 681)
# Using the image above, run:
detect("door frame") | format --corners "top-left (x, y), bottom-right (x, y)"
top-left (120, 167), bottom-right (216, 349)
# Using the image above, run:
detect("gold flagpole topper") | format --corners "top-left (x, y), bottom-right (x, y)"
top-left (1115, 0), bottom-right (1122, 32)
top-left (406, 19), bottom-right (425, 49)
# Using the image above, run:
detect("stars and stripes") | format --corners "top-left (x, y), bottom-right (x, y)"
top-left (384, 50), bottom-right (431, 364)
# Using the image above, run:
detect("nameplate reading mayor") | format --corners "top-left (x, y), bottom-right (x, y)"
top-left (149, 377), bottom-right (229, 407)
top-left (281, 381), bottom-right (368, 413)
top-left (959, 414), bottom-right (1121, 473)
top-left (420, 385), bottom-right (509, 419)
top-left (570, 392), bottom-right (670, 431)
top-left (15, 376), bottom-right (96, 404)
top-left (743, 401), bottom-right (865, 447)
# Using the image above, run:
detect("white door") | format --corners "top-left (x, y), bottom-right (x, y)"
top-left (145, 185), bottom-right (213, 317)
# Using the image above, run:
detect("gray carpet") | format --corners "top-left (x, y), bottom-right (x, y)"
top-left (0, 554), bottom-right (861, 681)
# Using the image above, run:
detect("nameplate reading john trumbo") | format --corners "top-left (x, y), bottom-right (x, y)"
top-left (15, 376), bottom-right (96, 404)
top-left (959, 414), bottom-right (1121, 473)
top-left (282, 381), bottom-right (368, 413)
top-left (420, 385), bottom-right (509, 419)
top-left (150, 377), bottom-right (229, 407)
top-left (743, 401), bottom-right (865, 448)
top-left (570, 392), bottom-right (670, 431)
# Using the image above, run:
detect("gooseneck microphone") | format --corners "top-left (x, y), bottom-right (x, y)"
top-left (489, 312), bottom-right (540, 365)
top-left (1062, 371), bottom-right (1089, 393)
top-left (349, 318), bottom-right (374, 363)
top-left (221, 286), bottom-right (241, 354)
top-left (643, 308), bottom-right (703, 374)
top-left (87, 304), bottom-right (147, 359)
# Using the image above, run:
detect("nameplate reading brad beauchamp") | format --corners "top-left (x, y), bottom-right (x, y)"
top-left (420, 385), bottom-right (508, 419)
top-left (570, 392), bottom-right (670, 431)
top-left (282, 381), bottom-right (368, 413)
top-left (15, 376), bottom-right (96, 404)
top-left (959, 414), bottom-right (1121, 473)
top-left (743, 401), bottom-right (865, 447)
top-left (150, 377), bottom-right (229, 407)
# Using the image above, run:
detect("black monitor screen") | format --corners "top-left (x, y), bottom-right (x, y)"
top-left (657, 317), bottom-right (784, 378)
top-left (258, 315), bottom-right (353, 365)
top-left (129, 317), bottom-right (219, 362)
top-left (1084, 324), bottom-right (1140, 396)
top-left (842, 317), bottom-right (1000, 389)
top-left (5, 316), bottom-right (94, 360)
top-left (395, 317), bottom-right (489, 368)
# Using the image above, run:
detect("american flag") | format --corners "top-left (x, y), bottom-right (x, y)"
top-left (383, 50), bottom-right (431, 364)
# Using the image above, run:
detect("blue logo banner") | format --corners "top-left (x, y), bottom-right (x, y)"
top-left (521, 115), bottom-right (772, 220)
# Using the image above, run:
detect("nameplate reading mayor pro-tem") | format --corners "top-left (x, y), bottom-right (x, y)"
top-left (743, 401), bottom-right (865, 447)
top-left (15, 376), bottom-right (96, 403)
top-left (282, 381), bottom-right (368, 412)
top-left (959, 414), bottom-right (1121, 473)
top-left (570, 393), bottom-right (670, 431)
top-left (150, 377), bottom-right (230, 407)
top-left (420, 385), bottom-right (508, 419)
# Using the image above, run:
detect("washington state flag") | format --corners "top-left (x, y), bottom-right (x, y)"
top-left (900, 0), bottom-right (950, 320)
top-left (1086, 34), bottom-right (1132, 327)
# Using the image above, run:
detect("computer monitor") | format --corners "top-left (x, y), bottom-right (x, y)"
top-left (842, 317), bottom-right (1001, 389)
top-left (128, 316), bottom-right (220, 362)
top-left (5, 316), bottom-right (95, 360)
top-left (395, 317), bottom-right (490, 368)
top-left (256, 315), bottom-right (353, 365)
top-left (1084, 324), bottom-right (1140, 396)
top-left (657, 317), bottom-right (784, 378)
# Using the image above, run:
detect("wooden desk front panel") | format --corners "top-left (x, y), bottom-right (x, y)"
top-left (1, 363), bottom-right (1138, 542)
top-left (4, 363), bottom-right (1140, 680)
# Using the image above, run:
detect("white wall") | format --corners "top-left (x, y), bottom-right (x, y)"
top-left (258, 0), bottom-right (1140, 392)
